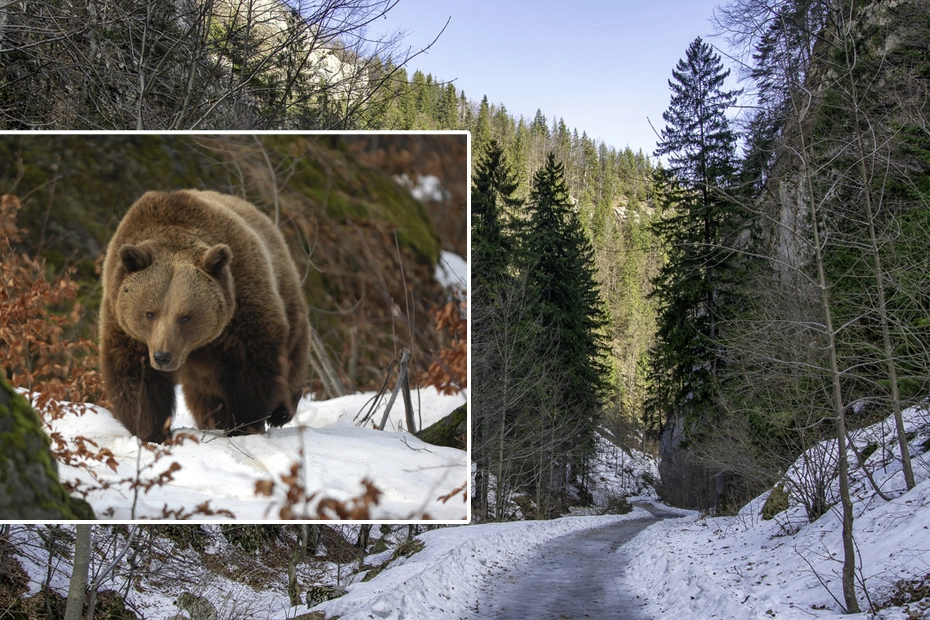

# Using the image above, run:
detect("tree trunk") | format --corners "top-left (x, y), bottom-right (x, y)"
top-left (287, 525), bottom-right (308, 607)
top-left (840, 7), bottom-right (915, 491)
top-left (800, 124), bottom-right (861, 615)
top-left (64, 525), bottom-right (92, 620)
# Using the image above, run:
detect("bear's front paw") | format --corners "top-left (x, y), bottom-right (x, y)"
top-left (268, 403), bottom-right (293, 428)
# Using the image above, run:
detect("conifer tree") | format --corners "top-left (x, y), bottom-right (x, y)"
top-left (437, 83), bottom-right (459, 129)
top-left (647, 37), bottom-right (741, 433)
top-left (472, 141), bottom-right (521, 295)
top-left (519, 152), bottom-right (609, 489)
top-left (471, 140), bottom-right (527, 519)
top-left (473, 95), bottom-right (493, 157)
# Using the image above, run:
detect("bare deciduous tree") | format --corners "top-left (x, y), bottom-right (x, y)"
top-left (0, 0), bottom-right (443, 130)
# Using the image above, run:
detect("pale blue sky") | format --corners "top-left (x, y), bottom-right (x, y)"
top-left (371, 0), bottom-right (729, 155)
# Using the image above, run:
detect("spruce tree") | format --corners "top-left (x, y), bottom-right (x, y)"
top-left (647, 37), bottom-right (741, 433)
top-left (471, 141), bottom-right (525, 519)
top-left (520, 152), bottom-right (609, 491)
top-left (473, 96), bottom-right (493, 156)
top-left (472, 140), bottom-right (520, 296)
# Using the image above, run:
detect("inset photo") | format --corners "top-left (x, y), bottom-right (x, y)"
top-left (0, 132), bottom-right (468, 522)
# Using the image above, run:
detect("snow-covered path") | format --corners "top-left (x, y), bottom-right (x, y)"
top-left (471, 502), bottom-right (685, 620)
top-left (474, 514), bottom-right (656, 619)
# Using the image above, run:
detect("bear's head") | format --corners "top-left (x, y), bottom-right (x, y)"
top-left (114, 240), bottom-right (236, 372)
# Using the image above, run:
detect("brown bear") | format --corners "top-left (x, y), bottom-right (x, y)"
top-left (99, 190), bottom-right (311, 443)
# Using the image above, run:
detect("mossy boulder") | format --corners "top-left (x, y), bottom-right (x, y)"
top-left (415, 403), bottom-right (466, 450)
top-left (0, 373), bottom-right (94, 519)
top-left (761, 483), bottom-right (790, 520)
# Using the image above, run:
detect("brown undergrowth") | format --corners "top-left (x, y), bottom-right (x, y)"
top-left (0, 194), bottom-right (117, 489)
top-left (0, 195), bottom-right (105, 412)
top-left (421, 297), bottom-right (467, 395)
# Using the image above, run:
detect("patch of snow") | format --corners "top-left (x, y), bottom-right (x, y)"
top-left (395, 173), bottom-right (450, 203)
top-left (42, 387), bottom-right (468, 521)
top-left (435, 251), bottom-right (467, 292)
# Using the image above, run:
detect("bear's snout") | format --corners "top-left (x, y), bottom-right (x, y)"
top-left (152, 350), bottom-right (174, 370)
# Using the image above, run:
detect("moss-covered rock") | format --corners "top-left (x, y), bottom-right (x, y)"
top-left (0, 373), bottom-right (93, 519)
top-left (761, 483), bottom-right (790, 521)
top-left (415, 403), bottom-right (466, 450)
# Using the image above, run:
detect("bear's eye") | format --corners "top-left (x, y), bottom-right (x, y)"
top-left (145, 311), bottom-right (155, 321)
top-left (179, 315), bottom-right (191, 325)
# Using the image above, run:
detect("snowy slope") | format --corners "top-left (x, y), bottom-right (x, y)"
top-left (588, 431), bottom-right (659, 502)
top-left (6, 523), bottom-right (310, 620)
top-left (42, 387), bottom-right (468, 521)
top-left (621, 403), bottom-right (930, 619)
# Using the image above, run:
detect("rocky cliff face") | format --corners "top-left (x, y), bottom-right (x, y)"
top-left (658, 417), bottom-right (717, 510)
top-left (758, 0), bottom-right (929, 281)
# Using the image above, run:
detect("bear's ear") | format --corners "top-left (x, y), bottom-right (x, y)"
top-left (202, 244), bottom-right (232, 278)
top-left (119, 244), bottom-right (152, 273)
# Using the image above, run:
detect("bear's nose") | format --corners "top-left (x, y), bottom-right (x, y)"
top-left (153, 351), bottom-right (173, 368)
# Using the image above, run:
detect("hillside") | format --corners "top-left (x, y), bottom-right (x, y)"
top-left (0, 0), bottom-right (409, 130)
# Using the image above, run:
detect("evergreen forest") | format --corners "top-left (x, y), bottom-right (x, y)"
top-left (467, 0), bottom-right (930, 544)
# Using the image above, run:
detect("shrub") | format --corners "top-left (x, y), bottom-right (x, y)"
top-left (420, 298), bottom-right (467, 394)
top-left (1, 193), bottom-right (112, 493)
top-left (0, 194), bottom-right (104, 414)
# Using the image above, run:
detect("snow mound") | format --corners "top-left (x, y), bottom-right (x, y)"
top-left (43, 387), bottom-right (468, 521)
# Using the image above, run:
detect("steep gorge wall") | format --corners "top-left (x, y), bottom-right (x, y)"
top-left (658, 0), bottom-right (930, 511)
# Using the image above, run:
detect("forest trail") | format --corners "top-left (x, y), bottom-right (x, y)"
top-left (472, 502), bottom-right (681, 620)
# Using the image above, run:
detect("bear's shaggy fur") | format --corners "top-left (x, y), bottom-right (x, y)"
top-left (100, 190), bottom-right (310, 443)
